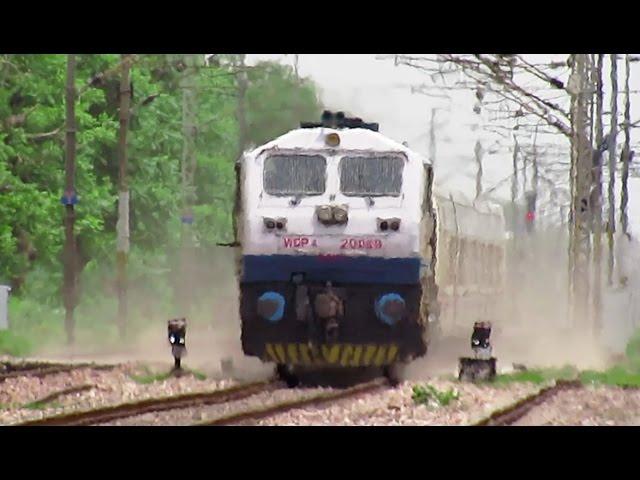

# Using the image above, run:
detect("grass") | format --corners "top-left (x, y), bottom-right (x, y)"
top-left (128, 365), bottom-right (207, 384)
top-left (189, 369), bottom-right (207, 381)
top-left (0, 330), bottom-right (34, 357)
top-left (129, 367), bottom-right (173, 384)
top-left (412, 384), bottom-right (460, 407)
top-left (579, 366), bottom-right (640, 387)
top-left (23, 400), bottom-right (63, 411)
top-left (492, 365), bottom-right (578, 386)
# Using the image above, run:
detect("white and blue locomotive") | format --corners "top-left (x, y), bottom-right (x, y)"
top-left (234, 111), bottom-right (438, 383)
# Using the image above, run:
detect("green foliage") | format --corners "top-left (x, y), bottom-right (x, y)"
top-left (23, 400), bottom-right (63, 410)
top-left (0, 54), bottom-right (322, 351)
top-left (579, 366), bottom-right (640, 387)
top-left (0, 329), bottom-right (33, 357)
top-left (625, 330), bottom-right (640, 370)
top-left (128, 364), bottom-right (207, 384)
top-left (412, 384), bottom-right (460, 407)
top-left (129, 370), bottom-right (173, 384)
top-left (578, 333), bottom-right (640, 387)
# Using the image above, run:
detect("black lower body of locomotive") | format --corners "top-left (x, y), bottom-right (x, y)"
top-left (239, 281), bottom-right (427, 383)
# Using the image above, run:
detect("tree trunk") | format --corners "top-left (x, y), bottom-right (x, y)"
top-left (568, 54), bottom-right (593, 328)
top-left (63, 54), bottom-right (77, 345)
top-left (592, 54), bottom-right (604, 335)
top-left (607, 54), bottom-right (618, 285)
top-left (620, 54), bottom-right (631, 237)
top-left (116, 54), bottom-right (132, 339)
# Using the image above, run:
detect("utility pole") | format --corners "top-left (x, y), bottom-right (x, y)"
top-left (511, 135), bottom-right (519, 219)
top-left (568, 53), bottom-right (593, 328)
top-left (474, 140), bottom-right (483, 202)
top-left (232, 54), bottom-right (248, 247)
top-left (116, 54), bottom-right (132, 339)
top-left (178, 54), bottom-right (200, 315)
top-left (526, 125), bottom-right (539, 236)
top-left (63, 54), bottom-right (78, 345)
top-left (429, 108), bottom-right (437, 169)
top-left (607, 54), bottom-right (618, 286)
top-left (473, 89), bottom-right (484, 203)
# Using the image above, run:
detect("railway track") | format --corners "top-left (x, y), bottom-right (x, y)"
top-left (472, 379), bottom-right (583, 426)
top-left (16, 376), bottom-right (390, 426)
top-left (195, 377), bottom-right (389, 426)
top-left (0, 361), bottom-right (116, 383)
top-left (16, 379), bottom-right (281, 426)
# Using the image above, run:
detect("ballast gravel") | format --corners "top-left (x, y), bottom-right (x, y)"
top-left (252, 379), bottom-right (541, 426)
top-left (513, 385), bottom-right (640, 426)
top-left (0, 364), bottom-right (236, 425)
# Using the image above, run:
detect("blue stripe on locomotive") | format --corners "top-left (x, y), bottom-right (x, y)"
top-left (242, 255), bottom-right (421, 285)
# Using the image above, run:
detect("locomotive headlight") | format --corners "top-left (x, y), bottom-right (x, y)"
top-left (332, 205), bottom-right (349, 224)
top-left (316, 205), bottom-right (333, 224)
top-left (325, 132), bottom-right (340, 147)
top-left (390, 219), bottom-right (401, 231)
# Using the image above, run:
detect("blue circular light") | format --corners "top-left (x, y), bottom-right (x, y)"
top-left (257, 292), bottom-right (285, 322)
top-left (375, 293), bottom-right (405, 325)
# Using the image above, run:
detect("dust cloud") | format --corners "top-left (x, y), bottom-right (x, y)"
top-left (29, 247), bottom-right (272, 382)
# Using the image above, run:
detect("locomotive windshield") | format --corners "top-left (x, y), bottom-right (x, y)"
top-left (263, 154), bottom-right (326, 196)
top-left (340, 155), bottom-right (404, 196)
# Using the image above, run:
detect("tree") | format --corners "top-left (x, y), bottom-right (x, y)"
top-left (607, 55), bottom-right (618, 286)
top-left (0, 55), bottom-right (323, 341)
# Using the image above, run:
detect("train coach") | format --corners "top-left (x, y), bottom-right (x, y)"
top-left (432, 192), bottom-right (507, 337)
top-left (233, 111), bottom-right (439, 385)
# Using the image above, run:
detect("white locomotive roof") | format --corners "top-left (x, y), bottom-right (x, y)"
top-left (247, 127), bottom-right (430, 163)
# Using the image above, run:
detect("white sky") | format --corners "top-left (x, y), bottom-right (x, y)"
top-left (248, 54), bottom-right (640, 233)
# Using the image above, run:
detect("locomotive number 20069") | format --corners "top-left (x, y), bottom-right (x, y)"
top-left (340, 238), bottom-right (383, 250)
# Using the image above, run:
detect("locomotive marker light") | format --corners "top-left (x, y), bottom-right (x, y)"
top-left (168, 318), bottom-right (187, 372)
top-left (263, 217), bottom-right (287, 232)
top-left (378, 217), bottom-right (401, 232)
top-left (263, 217), bottom-right (276, 230)
top-left (458, 321), bottom-right (497, 382)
